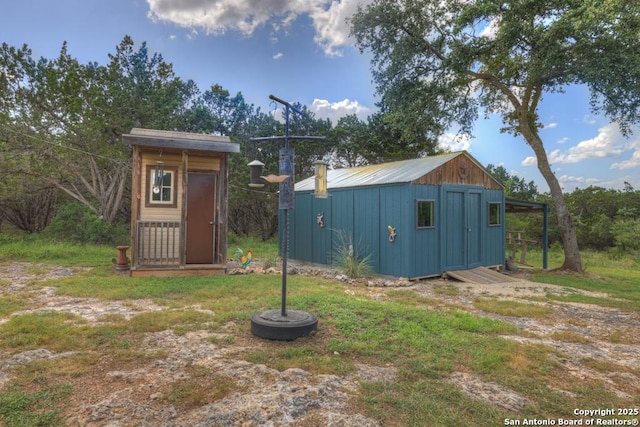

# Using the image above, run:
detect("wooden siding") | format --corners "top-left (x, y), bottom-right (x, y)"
top-left (413, 154), bottom-right (502, 190)
top-left (136, 221), bottom-right (181, 266)
top-left (188, 156), bottom-right (221, 172)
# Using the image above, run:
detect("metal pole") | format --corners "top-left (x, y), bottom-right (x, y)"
top-left (281, 209), bottom-right (288, 316)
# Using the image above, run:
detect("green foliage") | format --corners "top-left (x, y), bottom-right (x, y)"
top-left (611, 218), bottom-right (640, 251)
top-left (45, 202), bottom-right (128, 245)
top-left (563, 186), bottom-right (640, 250)
top-left (332, 229), bottom-right (374, 279)
top-left (0, 385), bottom-right (71, 427)
top-left (0, 233), bottom-right (116, 266)
top-left (486, 164), bottom-right (538, 201)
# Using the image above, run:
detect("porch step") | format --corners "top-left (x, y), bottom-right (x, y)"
top-left (444, 266), bottom-right (520, 284)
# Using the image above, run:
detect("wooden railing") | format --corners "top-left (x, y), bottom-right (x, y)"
top-left (136, 221), bottom-right (181, 266)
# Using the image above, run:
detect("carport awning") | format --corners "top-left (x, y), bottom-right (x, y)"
top-left (505, 198), bottom-right (549, 269)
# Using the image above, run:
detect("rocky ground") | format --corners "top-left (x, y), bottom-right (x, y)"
top-left (0, 261), bottom-right (639, 426)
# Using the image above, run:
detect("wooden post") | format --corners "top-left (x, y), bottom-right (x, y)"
top-left (130, 146), bottom-right (142, 269)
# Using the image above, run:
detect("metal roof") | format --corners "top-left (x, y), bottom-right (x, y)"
top-left (295, 152), bottom-right (463, 191)
top-left (123, 128), bottom-right (240, 153)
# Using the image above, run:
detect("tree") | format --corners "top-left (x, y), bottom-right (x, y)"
top-left (330, 114), bottom-right (371, 168)
top-left (0, 37), bottom-right (198, 224)
top-left (351, 0), bottom-right (640, 272)
top-left (486, 164), bottom-right (538, 201)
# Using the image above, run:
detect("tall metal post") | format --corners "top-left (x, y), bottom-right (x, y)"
top-left (249, 94), bottom-right (322, 340)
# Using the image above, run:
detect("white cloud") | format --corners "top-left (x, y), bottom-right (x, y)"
top-left (309, 98), bottom-right (372, 122)
top-left (611, 147), bottom-right (640, 170)
top-left (145, 0), bottom-right (370, 56)
top-left (557, 137), bottom-right (569, 144)
top-left (309, 0), bottom-right (370, 56)
top-left (558, 174), bottom-right (601, 190)
top-left (522, 124), bottom-right (639, 167)
top-left (544, 122), bottom-right (558, 129)
top-left (437, 133), bottom-right (472, 152)
top-left (548, 123), bottom-right (627, 164)
top-left (272, 52), bottom-right (284, 60)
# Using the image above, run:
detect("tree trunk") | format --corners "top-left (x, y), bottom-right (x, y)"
top-left (520, 119), bottom-right (583, 272)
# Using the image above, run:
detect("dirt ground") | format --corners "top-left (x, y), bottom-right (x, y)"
top-left (0, 262), bottom-right (639, 426)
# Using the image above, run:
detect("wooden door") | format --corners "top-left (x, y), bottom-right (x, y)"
top-left (186, 173), bottom-right (216, 264)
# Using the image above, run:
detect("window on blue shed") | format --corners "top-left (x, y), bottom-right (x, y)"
top-left (488, 202), bottom-right (501, 226)
top-left (416, 200), bottom-right (435, 228)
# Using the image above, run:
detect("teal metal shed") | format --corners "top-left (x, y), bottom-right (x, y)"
top-left (288, 151), bottom-right (505, 279)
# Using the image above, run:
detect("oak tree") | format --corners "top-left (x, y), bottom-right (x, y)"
top-left (351, 0), bottom-right (640, 272)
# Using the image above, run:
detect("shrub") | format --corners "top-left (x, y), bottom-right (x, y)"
top-left (611, 218), bottom-right (640, 251)
top-left (45, 202), bottom-right (128, 245)
top-left (332, 229), bottom-right (374, 279)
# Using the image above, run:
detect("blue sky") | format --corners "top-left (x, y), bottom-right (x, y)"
top-left (2, 0), bottom-right (639, 192)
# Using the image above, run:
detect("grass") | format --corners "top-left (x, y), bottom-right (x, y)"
top-left (0, 237), bottom-right (639, 425)
top-left (473, 299), bottom-right (555, 318)
top-left (0, 385), bottom-right (72, 427)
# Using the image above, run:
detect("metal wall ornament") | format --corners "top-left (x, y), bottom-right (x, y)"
top-left (316, 212), bottom-right (325, 228)
top-left (387, 225), bottom-right (397, 243)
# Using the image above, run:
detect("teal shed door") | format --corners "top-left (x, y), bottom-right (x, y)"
top-left (443, 187), bottom-right (482, 271)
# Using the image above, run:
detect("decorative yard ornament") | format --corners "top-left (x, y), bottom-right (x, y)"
top-left (248, 94), bottom-right (325, 340)
top-left (387, 225), bottom-right (397, 243)
top-left (235, 248), bottom-right (253, 268)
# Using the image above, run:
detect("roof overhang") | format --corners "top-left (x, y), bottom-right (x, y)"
top-left (505, 198), bottom-right (548, 213)
top-left (123, 128), bottom-right (240, 153)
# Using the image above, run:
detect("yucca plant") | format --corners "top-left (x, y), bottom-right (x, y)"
top-left (332, 229), bottom-right (374, 279)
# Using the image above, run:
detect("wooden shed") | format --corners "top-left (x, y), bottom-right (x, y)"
top-left (123, 128), bottom-right (239, 277)
top-left (290, 151), bottom-right (505, 279)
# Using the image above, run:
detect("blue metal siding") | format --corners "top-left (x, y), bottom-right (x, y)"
top-left (312, 196), bottom-right (332, 264)
top-left (412, 185), bottom-right (441, 277)
top-left (290, 182), bottom-right (505, 278)
top-left (442, 187), bottom-right (467, 270)
top-left (467, 190), bottom-right (483, 268)
top-left (484, 189), bottom-right (506, 266)
top-left (290, 193), bottom-right (313, 262)
top-left (330, 190), bottom-right (355, 268)
top-left (353, 188), bottom-right (381, 272)
top-left (378, 185), bottom-right (411, 277)
top-left (440, 185), bottom-right (505, 272)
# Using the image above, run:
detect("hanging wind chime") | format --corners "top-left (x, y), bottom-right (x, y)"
top-left (152, 152), bottom-right (164, 195)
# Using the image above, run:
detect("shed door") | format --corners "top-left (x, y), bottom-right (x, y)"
top-left (443, 187), bottom-right (482, 271)
top-left (186, 173), bottom-right (216, 264)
